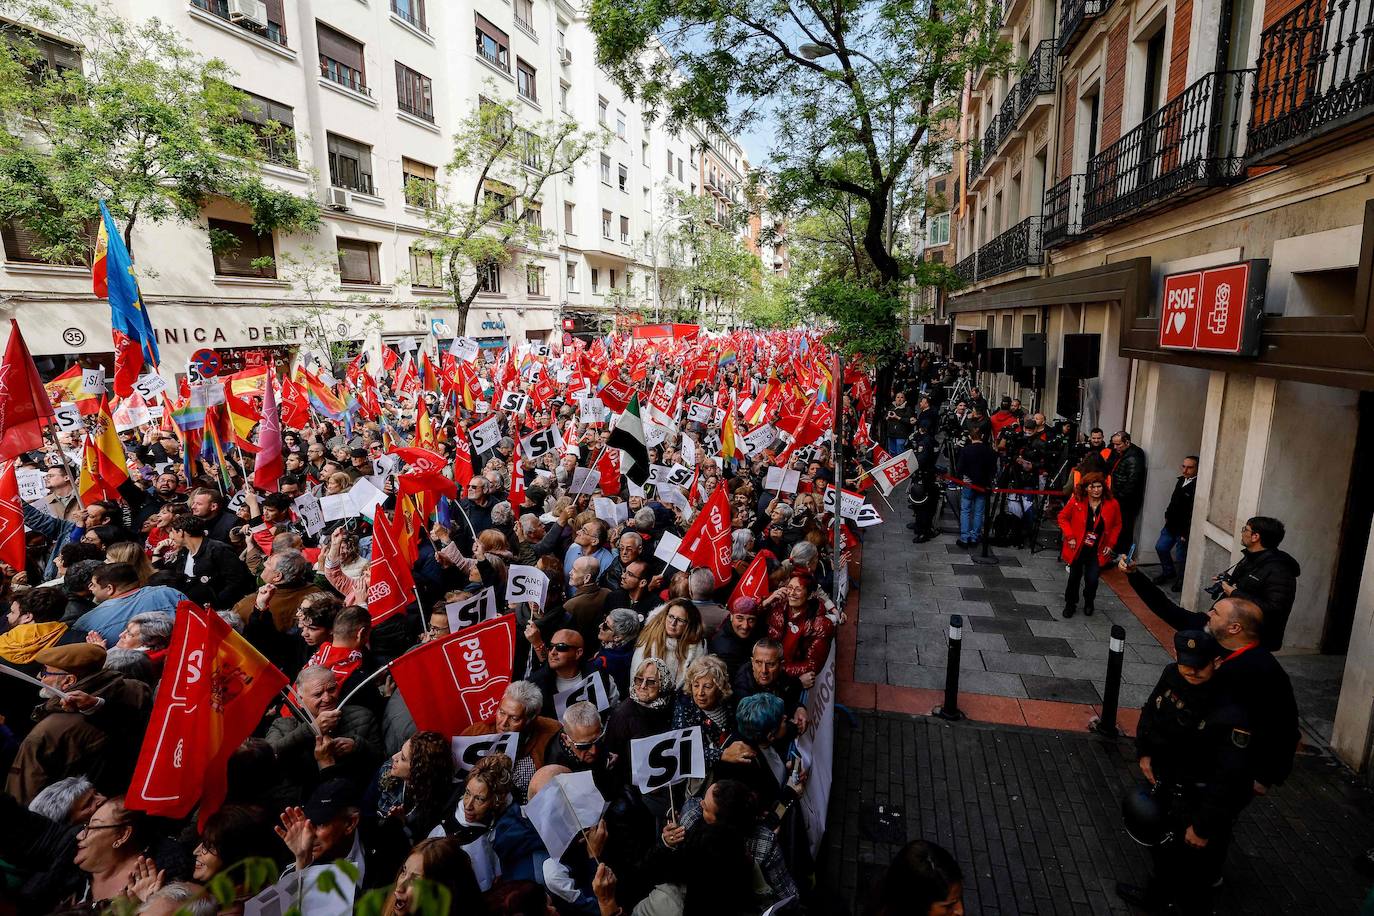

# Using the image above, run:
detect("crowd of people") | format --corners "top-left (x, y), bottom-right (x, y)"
top-left (0, 330), bottom-right (867, 915)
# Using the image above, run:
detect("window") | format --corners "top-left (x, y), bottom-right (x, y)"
top-left (483, 182), bottom-right (514, 222)
top-left (677, 159), bottom-right (683, 182)
top-left (564, 202), bottom-right (576, 233)
top-left (527, 264), bottom-right (546, 295)
top-left (327, 134), bottom-right (374, 194)
top-left (666, 150), bottom-right (673, 172)
top-left (476, 260), bottom-right (501, 293)
top-left (600, 154), bottom-right (611, 185)
top-left (1, 217), bottom-right (92, 265)
top-left (559, 81), bottom-right (570, 112)
top-left (514, 0), bottom-right (534, 32)
top-left (642, 187), bottom-right (650, 212)
top-left (641, 140), bottom-right (648, 164)
top-left (516, 59), bottom-right (537, 102)
top-left (616, 110), bottom-right (626, 138)
top-left (601, 209), bottom-right (612, 238)
top-left (237, 90), bottom-right (296, 166)
top-left (475, 14), bottom-right (510, 71)
top-left (617, 163), bottom-right (628, 192)
top-left (337, 238), bottom-right (380, 285)
top-left (391, 0), bottom-right (427, 32)
top-left (519, 129), bottom-right (543, 169)
top-left (5, 29), bottom-right (81, 80)
top-left (209, 218), bottom-right (276, 278)
top-left (402, 157), bottom-right (437, 207)
top-left (410, 246), bottom-right (441, 288)
top-left (591, 267), bottom-right (600, 292)
top-left (558, 23), bottom-right (568, 50)
top-left (523, 203), bottom-right (542, 228)
top-left (927, 212), bottom-right (950, 246)
top-left (609, 268), bottom-right (617, 288)
top-left (619, 215), bottom-right (629, 242)
top-left (317, 23), bottom-right (368, 95)
top-left (690, 182), bottom-right (696, 196)
top-left (566, 262), bottom-right (577, 292)
top-left (192, 0), bottom-right (288, 46)
top-left (598, 97), bottom-right (608, 125)
top-left (478, 96), bottom-right (514, 143)
top-left (690, 145), bottom-right (698, 168)
top-left (395, 62), bottom-right (434, 121)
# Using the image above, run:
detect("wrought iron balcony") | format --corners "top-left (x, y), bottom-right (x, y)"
top-left (1014, 40), bottom-right (1058, 123)
top-left (1058, 0), bottom-right (1113, 56)
top-left (969, 116), bottom-right (998, 181)
top-left (997, 88), bottom-right (1020, 148)
top-left (1081, 69), bottom-right (1254, 231)
top-left (952, 253), bottom-right (977, 285)
top-left (978, 216), bottom-right (1043, 279)
top-left (1042, 174), bottom-right (1085, 248)
top-left (967, 142), bottom-right (984, 185)
top-left (1247, 0), bottom-right (1374, 164)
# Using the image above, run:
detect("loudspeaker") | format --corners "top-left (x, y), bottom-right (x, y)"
top-left (973, 329), bottom-right (989, 355)
top-left (1006, 348), bottom-right (1023, 379)
top-left (1061, 333), bottom-right (1101, 379)
top-left (1056, 370), bottom-right (1082, 419)
top-left (1015, 364), bottom-right (1042, 389)
top-left (988, 348), bottom-right (1006, 373)
top-left (952, 342), bottom-right (973, 362)
top-left (1022, 332), bottom-right (1047, 368)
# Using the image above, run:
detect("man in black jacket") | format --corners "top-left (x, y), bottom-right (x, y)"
top-left (954, 427), bottom-right (996, 548)
top-left (1153, 455), bottom-right (1198, 591)
top-left (164, 514), bottom-right (256, 611)
top-left (1107, 431), bottom-right (1147, 553)
top-left (188, 487), bottom-right (240, 544)
top-left (1223, 516), bottom-right (1301, 650)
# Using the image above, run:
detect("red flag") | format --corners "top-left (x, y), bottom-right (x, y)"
top-left (397, 470), bottom-right (458, 500)
top-left (452, 431), bottom-right (474, 488)
top-left (0, 322), bottom-right (56, 460)
top-left (0, 460), bottom-right (25, 571)
top-left (596, 448), bottom-right (621, 497)
top-left (679, 485), bottom-right (734, 585)
top-left (367, 508), bottom-right (415, 625)
top-left (382, 346), bottom-right (400, 373)
top-left (252, 373), bottom-right (282, 492)
top-left (127, 601), bottom-right (288, 829)
top-left (390, 614), bottom-right (518, 736)
top-left (279, 376), bottom-right (309, 431)
top-left (390, 446), bottom-right (446, 474)
top-left (728, 550), bottom-right (772, 606)
top-left (596, 377), bottom-right (633, 414)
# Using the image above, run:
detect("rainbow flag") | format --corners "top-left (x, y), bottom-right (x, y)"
top-left (171, 402), bottom-right (206, 433)
top-left (301, 369), bottom-right (346, 420)
top-left (717, 347), bottom-right (738, 368)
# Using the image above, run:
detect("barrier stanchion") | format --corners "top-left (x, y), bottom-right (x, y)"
top-left (932, 615), bottom-right (966, 721)
top-left (1092, 625), bottom-right (1127, 737)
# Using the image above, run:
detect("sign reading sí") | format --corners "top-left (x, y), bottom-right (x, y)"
top-left (1158, 260), bottom-right (1268, 356)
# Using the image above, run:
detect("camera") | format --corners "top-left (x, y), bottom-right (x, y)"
top-left (1203, 572), bottom-right (1235, 600)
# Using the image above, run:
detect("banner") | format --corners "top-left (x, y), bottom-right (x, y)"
top-left (505, 564), bottom-right (549, 608)
top-left (450, 731), bottom-right (519, 772)
top-left (630, 726), bottom-right (705, 792)
top-left (553, 670), bottom-right (614, 718)
top-left (390, 613), bottom-right (518, 737)
top-left (869, 449), bottom-right (917, 496)
top-left (524, 770), bottom-right (606, 862)
top-left (469, 415), bottom-right (503, 454)
top-left (520, 424), bottom-right (565, 460)
top-left (794, 646), bottom-right (836, 858)
top-left (821, 483), bottom-right (867, 521)
top-left (445, 586), bottom-right (499, 631)
top-left (740, 423), bottom-right (777, 457)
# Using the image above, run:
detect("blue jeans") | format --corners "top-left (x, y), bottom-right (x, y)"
top-left (960, 489), bottom-right (987, 543)
top-left (887, 437), bottom-right (908, 456)
top-left (1156, 527), bottom-right (1188, 578)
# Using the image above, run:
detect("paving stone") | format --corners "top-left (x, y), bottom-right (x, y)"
top-left (1129, 642), bottom-right (1175, 665)
top-left (1120, 660), bottom-right (1167, 686)
top-left (960, 587), bottom-right (1017, 602)
top-left (980, 650), bottom-right (1054, 676)
top-left (1045, 655), bottom-right (1107, 681)
top-left (1003, 634), bottom-right (1076, 657)
top-left (935, 599), bottom-right (999, 618)
top-left (1011, 589), bottom-right (1055, 606)
top-left (928, 574), bottom-right (988, 588)
top-left (986, 602), bottom-right (1057, 621)
top-left (1026, 619), bottom-right (1097, 640)
top-left (956, 669), bottom-right (1030, 697)
top-left (967, 616), bottom-right (1032, 636)
top-left (885, 662), bottom-right (950, 689)
top-left (916, 645), bottom-right (985, 670)
top-left (1063, 636), bottom-right (1112, 659)
top-left (1020, 674), bottom-right (1102, 703)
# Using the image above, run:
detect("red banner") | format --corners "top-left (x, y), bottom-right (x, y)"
top-left (367, 509), bottom-right (415, 625)
top-left (390, 613), bottom-right (518, 736)
top-left (680, 486), bottom-right (734, 585)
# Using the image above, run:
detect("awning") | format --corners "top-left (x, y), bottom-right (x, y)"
top-left (631, 323), bottom-right (700, 341)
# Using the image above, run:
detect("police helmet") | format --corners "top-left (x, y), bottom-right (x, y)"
top-left (908, 478), bottom-right (930, 504)
top-left (1121, 786), bottom-right (1171, 847)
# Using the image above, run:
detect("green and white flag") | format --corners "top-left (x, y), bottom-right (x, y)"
top-left (608, 394), bottom-right (650, 486)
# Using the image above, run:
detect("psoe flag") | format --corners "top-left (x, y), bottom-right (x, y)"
top-left (390, 613), bottom-right (518, 737)
top-left (95, 202), bottom-right (160, 397)
top-left (869, 449), bottom-right (917, 496)
top-left (126, 601), bottom-right (288, 829)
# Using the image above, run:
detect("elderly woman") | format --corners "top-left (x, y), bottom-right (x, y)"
top-left (85, 610), bottom-right (173, 654)
top-left (671, 655), bottom-right (755, 771)
top-left (317, 529), bottom-right (368, 581)
top-left (603, 657), bottom-right (675, 789)
top-left (457, 681), bottom-right (559, 803)
top-left (590, 608), bottom-right (641, 698)
top-left (631, 598), bottom-right (706, 690)
top-left (761, 572), bottom-right (836, 688)
top-left (431, 752), bottom-right (516, 847)
top-left (69, 795), bottom-right (148, 910)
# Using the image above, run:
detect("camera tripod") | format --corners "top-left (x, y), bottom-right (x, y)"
top-left (1027, 454), bottom-right (1072, 556)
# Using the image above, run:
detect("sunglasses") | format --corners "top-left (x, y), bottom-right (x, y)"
top-left (565, 730), bottom-right (604, 750)
top-left (633, 676), bottom-right (660, 687)
top-left (548, 642), bottom-right (579, 652)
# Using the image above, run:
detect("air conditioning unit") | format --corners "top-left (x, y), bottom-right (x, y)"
top-left (325, 187), bottom-right (352, 211)
top-left (227, 0), bottom-right (268, 27)
top-left (559, 47), bottom-right (573, 66)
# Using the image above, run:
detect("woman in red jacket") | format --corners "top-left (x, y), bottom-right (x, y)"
top-left (762, 571), bottom-right (835, 688)
top-left (1057, 472), bottom-right (1122, 618)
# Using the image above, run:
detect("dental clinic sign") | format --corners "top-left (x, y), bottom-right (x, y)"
top-left (1158, 260), bottom-right (1268, 356)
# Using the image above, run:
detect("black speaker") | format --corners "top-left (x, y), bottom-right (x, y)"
top-left (952, 342), bottom-right (972, 362)
top-left (988, 348), bottom-right (1006, 373)
top-left (1015, 364), bottom-right (1042, 389)
top-left (1022, 332), bottom-right (1047, 368)
top-left (973, 329), bottom-right (989, 355)
top-left (1006, 348), bottom-right (1022, 379)
top-left (1056, 370), bottom-right (1082, 419)
top-left (1061, 333), bottom-right (1101, 379)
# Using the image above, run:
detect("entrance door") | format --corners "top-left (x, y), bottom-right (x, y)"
top-left (1325, 390), bottom-right (1374, 653)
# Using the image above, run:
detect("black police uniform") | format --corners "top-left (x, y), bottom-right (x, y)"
top-left (1132, 654), bottom-right (1256, 913)
top-left (908, 429), bottom-right (940, 541)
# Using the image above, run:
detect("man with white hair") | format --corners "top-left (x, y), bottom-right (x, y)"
top-left (546, 701), bottom-right (614, 787)
top-left (564, 556), bottom-right (611, 648)
top-left (600, 531), bottom-right (644, 588)
top-left (688, 567), bottom-right (728, 632)
top-left (265, 666), bottom-right (382, 788)
top-left (457, 680), bottom-right (561, 802)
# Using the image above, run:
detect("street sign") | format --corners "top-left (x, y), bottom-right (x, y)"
top-left (189, 348), bottom-right (222, 380)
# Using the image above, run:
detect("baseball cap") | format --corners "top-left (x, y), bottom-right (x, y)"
top-left (303, 777), bottom-right (361, 823)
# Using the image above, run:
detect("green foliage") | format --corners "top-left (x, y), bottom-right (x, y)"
top-left (650, 188), bottom-right (761, 328)
top-left (803, 279), bottom-right (905, 359)
top-left (261, 245), bottom-right (390, 365)
top-left (0, 0), bottom-right (320, 260)
top-left (739, 274), bottom-right (796, 329)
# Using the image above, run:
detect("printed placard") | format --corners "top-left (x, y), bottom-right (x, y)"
top-left (630, 726), bottom-right (706, 791)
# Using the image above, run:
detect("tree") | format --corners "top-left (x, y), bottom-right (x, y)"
top-left (739, 274), bottom-right (796, 329)
top-left (0, 0), bottom-right (320, 260)
top-left (252, 246), bottom-right (389, 368)
top-left (412, 91), bottom-right (600, 336)
top-left (588, 0), bottom-right (1005, 346)
top-left (651, 190), bottom-right (759, 330)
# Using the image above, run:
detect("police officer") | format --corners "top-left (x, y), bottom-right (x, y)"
top-left (1118, 630), bottom-right (1256, 915)
top-left (907, 425), bottom-right (940, 543)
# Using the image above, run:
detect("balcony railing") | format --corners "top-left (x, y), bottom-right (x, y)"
top-left (329, 156), bottom-right (375, 195)
top-left (1015, 40), bottom-right (1058, 122)
top-left (953, 253), bottom-right (977, 285)
top-left (1082, 69), bottom-right (1253, 230)
top-left (969, 115), bottom-right (998, 180)
top-left (966, 143), bottom-right (983, 187)
top-left (1246, 0), bottom-right (1374, 163)
top-left (1058, 0), bottom-right (1113, 56)
top-left (1042, 174), bottom-right (1085, 248)
top-left (320, 58), bottom-right (372, 96)
top-left (951, 217), bottom-right (1044, 285)
top-left (390, 2), bottom-right (428, 33)
top-left (997, 88), bottom-right (1019, 148)
top-left (192, 0), bottom-right (288, 46)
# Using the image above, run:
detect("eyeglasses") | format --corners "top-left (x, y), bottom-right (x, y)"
top-left (667, 615), bottom-right (690, 625)
top-left (39, 669), bottom-right (67, 678)
top-left (564, 729), bottom-right (604, 750)
top-left (548, 642), bottom-right (579, 652)
top-left (633, 677), bottom-right (660, 687)
top-left (79, 821), bottom-right (129, 836)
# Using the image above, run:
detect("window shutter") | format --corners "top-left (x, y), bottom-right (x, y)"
top-left (337, 239), bottom-right (376, 283)
top-left (475, 14), bottom-right (508, 43)
top-left (317, 23), bottom-right (363, 71)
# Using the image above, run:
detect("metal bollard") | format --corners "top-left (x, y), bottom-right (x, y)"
top-left (933, 615), bottom-right (966, 721)
top-left (1093, 625), bottom-right (1127, 737)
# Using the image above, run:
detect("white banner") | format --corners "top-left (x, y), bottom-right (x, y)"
top-left (294, 491), bottom-right (325, 536)
top-left (553, 670), bottom-right (615, 718)
top-left (497, 390), bottom-right (528, 415)
top-left (740, 423), bottom-right (777, 457)
top-left (16, 468), bottom-right (48, 503)
top-left (764, 466), bottom-right (801, 493)
top-left (524, 770), bottom-right (605, 862)
top-left (685, 400), bottom-right (714, 424)
top-left (469, 416), bottom-right (503, 454)
top-left (569, 466), bottom-right (601, 495)
top-left (794, 646), bottom-right (836, 858)
top-left (53, 404), bottom-right (82, 434)
top-left (81, 367), bottom-right (105, 395)
top-left (869, 449), bottom-right (917, 496)
top-left (520, 424), bottom-right (565, 460)
top-left (592, 497), bottom-right (628, 527)
top-left (652, 531), bottom-right (690, 571)
top-left (822, 484), bottom-right (867, 521)
top-left (630, 726), bottom-right (705, 792)
top-left (132, 373), bottom-right (168, 402)
top-left (679, 434), bottom-right (697, 468)
top-left (450, 731), bottom-right (520, 772)
top-left (644, 422), bottom-right (669, 448)
top-left (649, 464), bottom-right (693, 489)
top-left (445, 586), bottom-right (499, 631)
top-left (450, 336), bottom-right (481, 362)
top-left (505, 564), bottom-right (549, 608)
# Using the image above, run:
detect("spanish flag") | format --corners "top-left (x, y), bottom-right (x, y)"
top-left (78, 396), bottom-right (129, 504)
top-left (721, 405), bottom-right (739, 461)
top-left (414, 399), bottom-right (436, 449)
top-left (44, 365), bottom-right (102, 416)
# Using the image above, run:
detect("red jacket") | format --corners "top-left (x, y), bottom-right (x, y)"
top-left (766, 602), bottom-right (835, 678)
top-left (1057, 496), bottom-right (1122, 567)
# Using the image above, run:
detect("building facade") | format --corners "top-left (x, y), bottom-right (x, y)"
top-left (946, 0), bottom-right (1374, 771)
top-left (0, 0), bottom-right (752, 370)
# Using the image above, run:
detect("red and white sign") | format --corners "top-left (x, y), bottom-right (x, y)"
top-left (1158, 261), bottom-right (1266, 356)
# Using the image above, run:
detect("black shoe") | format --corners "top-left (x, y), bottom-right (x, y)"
top-left (1063, 605), bottom-right (1076, 619)
top-left (914, 535), bottom-right (932, 543)
top-left (1115, 882), bottom-right (1162, 909)
top-left (1083, 604), bottom-right (1095, 616)
top-left (954, 539), bottom-right (968, 548)
top-left (1152, 572), bottom-right (1175, 584)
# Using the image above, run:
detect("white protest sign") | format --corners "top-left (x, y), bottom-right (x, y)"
top-left (450, 731), bottom-right (520, 773)
top-left (625, 477), bottom-right (645, 497)
top-left (372, 453), bottom-right (400, 476)
top-left (741, 424), bottom-right (777, 457)
top-left (679, 434), bottom-right (697, 468)
top-left (469, 416), bottom-right (503, 454)
top-left (796, 647), bottom-right (837, 857)
top-left (147, 405), bottom-right (164, 419)
top-left (654, 484), bottom-right (688, 513)
top-left (764, 466), bottom-right (801, 493)
top-left (569, 466), bottom-right (601, 495)
top-left (506, 564), bottom-right (549, 607)
top-left (133, 373), bottom-right (168, 402)
top-left (649, 464), bottom-right (693, 489)
top-left (644, 422), bottom-right (669, 449)
top-left (398, 336), bottom-right (419, 352)
top-left (450, 336), bottom-right (481, 362)
top-left (320, 493), bottom-right (356, 521)
top-left (531, 344), bottom-right (552, 358)
top-left (652, 530), bottom-right (690, 571)
top-left (855, 503), bottom-right (884, 527)
top-left (553, 670), bottom-right (615, 718)
top-left (592, 497), bottom-right (628, 527)
top-left (497, 390), bottom-right (528, 415)
top-left (685, 400), bottom-right (714, 425)
top-left (579, 398), bottom-right (607, 425)
top-left (294, 491), bottom-right (325, 536)
top-left (445, 586), bottom-right (499, 631)
top-left (53, 404), bottom-right (82, 435)
top-left (350, 477), bottom-right (388, 515)
top-left (227, 491), bottom-right (248, 514)
top-left (16, 468), bottom-right (48, 503)
top-left (80, 367), bottom-right (105, 395)
top-left (822, 484), bottom-right (867, 521)
top-left (630, 726), bottom-right (706, 792)
top-left (524, 770), bottom-right (605, 862)
top-left (520, 424), bottom-right (565, 460)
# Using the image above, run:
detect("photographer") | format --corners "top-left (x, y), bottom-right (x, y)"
top-left (1221, 517), bottom-right (1301, 651)
top-left (884, 391), bottom-right (914, 456)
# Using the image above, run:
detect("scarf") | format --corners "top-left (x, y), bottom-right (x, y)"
top-left (631, 656), bottom-right (672, 710)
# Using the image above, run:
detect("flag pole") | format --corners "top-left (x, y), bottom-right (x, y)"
top-left (338, 661), bottom-right (393, 709)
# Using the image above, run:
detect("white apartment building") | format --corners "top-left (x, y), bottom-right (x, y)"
top-left (0, 0), bottom-right (750, 373)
